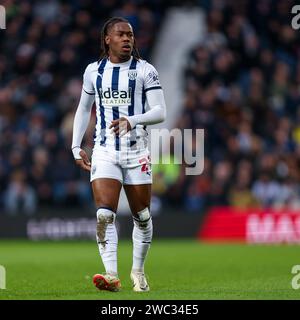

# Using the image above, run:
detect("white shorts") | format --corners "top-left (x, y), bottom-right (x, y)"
top-left (90, 145), bottom-right (152, 185)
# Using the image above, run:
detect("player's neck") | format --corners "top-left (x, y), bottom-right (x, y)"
top-left (108, 54), bottom-right (131, 64)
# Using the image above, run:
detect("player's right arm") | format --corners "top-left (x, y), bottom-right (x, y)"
top-left (71, 64), bottom-right (95, 171)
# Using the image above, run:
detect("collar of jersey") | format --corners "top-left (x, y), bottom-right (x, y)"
top-left (107, 56), bottom-right (133, 67)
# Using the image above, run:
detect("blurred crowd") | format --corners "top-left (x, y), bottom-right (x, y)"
top-left (1, 0), bottom-right (300, 215)
top-left (154, 0), bottom-right (300, 212)
top-left (0, 0), bottom-right (168, 214)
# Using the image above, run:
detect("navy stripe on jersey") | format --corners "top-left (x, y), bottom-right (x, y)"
top-left (112, 67), bottom-right (120, 151)
top-left (128, 58), bottom-right (137, 117)
top-left (144, 85), bottom-right (162, 92)
top-left (128, 59), bottom-right (137, 147)
top-left (96, 58), bottom-right (107, 145)
top-left (112, 106), bottom-right (119, 150)
top-left (142, 85), bottom-right (146, 114)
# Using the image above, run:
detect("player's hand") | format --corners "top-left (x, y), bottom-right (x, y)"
top-left (75, 149), bottom-right (91, 171)
top-left (109, 117), bottom-right (132, 137)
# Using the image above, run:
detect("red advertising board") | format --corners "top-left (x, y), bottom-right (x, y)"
top-left (198, 207), bottom-right (300, 244)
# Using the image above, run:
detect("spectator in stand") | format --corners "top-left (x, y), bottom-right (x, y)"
top-left (4, 169), bottom-right (37, 215)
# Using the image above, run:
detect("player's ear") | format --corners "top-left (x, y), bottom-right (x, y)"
top-left (105, 35), bottom-right (110, 45)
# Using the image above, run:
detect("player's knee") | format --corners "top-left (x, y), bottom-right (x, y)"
top-left (133, 207), bottom-right (151, 228)
top-left (96, 207), bottom-right (116, 224)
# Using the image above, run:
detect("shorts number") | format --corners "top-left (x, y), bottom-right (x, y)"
top-left (139, 156), bottom-right (151, 174)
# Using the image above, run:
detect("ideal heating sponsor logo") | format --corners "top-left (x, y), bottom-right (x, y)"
top-left (0, 5), bottom-right (6, 29)
top-left (100, 87), bottom-right (132, 106)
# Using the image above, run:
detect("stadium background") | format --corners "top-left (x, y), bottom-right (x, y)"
top-left (1, 0), bottom-right (300, 300)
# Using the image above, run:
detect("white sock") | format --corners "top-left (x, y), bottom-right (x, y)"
top-left (96, 208), bottom-right (118, 277)
top-left (132, 208), bottom-right (153, 273)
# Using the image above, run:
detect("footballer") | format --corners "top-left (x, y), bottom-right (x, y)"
top-left (71, 17), bottom-right (166, 292)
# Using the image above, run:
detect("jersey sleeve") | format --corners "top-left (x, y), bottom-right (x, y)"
top-left (82, 64), bottom-right (95, 95)
top-left (143, 63), bottom-right (162, 92)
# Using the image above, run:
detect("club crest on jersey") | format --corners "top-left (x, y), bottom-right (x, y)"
top-left (128, 70), bottom-right (137, 80)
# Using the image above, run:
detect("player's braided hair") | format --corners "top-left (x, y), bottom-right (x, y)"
top-left (99, 17), bottom-right (141, 61)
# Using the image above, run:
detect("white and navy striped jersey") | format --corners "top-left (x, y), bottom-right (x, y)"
top-left (83, 56), bottom-right (162, 151)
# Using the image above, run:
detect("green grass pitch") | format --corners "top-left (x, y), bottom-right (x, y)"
top-left (0, 239), bottom-right (299, 300)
